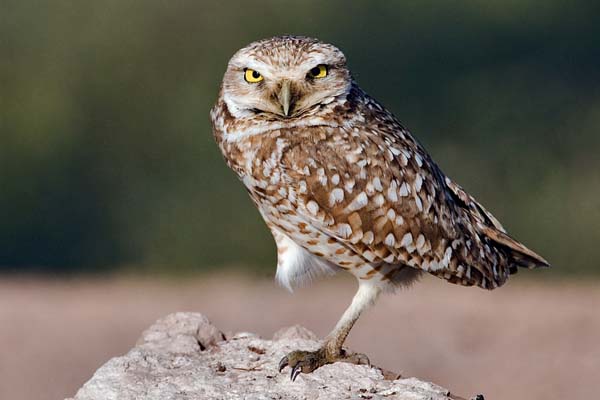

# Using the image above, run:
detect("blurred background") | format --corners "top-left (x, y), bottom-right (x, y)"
top-left (1, 1), bottom-right (599, 399)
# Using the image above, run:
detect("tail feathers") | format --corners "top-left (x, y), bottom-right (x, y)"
top-left (478, 224), bottom-right (550, 269)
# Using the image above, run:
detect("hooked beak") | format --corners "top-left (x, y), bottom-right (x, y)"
top-left (277, 80), bottom-right (293, 117)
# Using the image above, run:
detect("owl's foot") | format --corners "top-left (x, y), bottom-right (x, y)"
top-left (278, 348), bottom-right (370, 381)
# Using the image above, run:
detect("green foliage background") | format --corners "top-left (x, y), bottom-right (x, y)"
top-left (2, 0), bottom-right (599, 276)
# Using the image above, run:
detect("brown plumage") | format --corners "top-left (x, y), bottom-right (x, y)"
top-left (211, 35), bottom-right (549, 379)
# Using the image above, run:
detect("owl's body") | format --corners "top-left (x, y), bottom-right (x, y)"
top-left (211, 36), bottom-right (548, 379)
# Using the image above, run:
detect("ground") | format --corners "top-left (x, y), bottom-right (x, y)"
top-left (0, 272), bottom-right (598, 400)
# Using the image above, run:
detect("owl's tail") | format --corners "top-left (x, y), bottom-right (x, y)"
top-left (444, 177), bottom-right (549, 270)
top-left (479, 224), bottom-right (550, 270)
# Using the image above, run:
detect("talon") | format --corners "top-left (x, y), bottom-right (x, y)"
top-left (280, 347), bottom-right (369, 381)
top-left (291, 364), bottom-right (302, 382)
top-left (278, 356), bottom-right (289, 372)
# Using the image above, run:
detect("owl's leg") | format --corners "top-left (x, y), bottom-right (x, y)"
top-left (279, 281), bottom-right (382, 381)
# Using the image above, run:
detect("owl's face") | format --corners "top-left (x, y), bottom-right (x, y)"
top-left (220, 36), bottom-right (351, 119)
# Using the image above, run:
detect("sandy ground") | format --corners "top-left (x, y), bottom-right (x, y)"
top-left (0, 273), bottom-right (598, 400)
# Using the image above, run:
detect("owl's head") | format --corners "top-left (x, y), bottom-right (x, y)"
top-left (220, 36), bottom-right (351, 119)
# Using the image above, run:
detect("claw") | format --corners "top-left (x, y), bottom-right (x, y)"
top-left (279, 347), bottom-right (366, 382)
top-left (278, 356), bottom-right (289, 372)
top-left (291, 364), bottom-right (302, 382)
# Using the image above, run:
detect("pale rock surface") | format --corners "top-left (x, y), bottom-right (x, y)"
top-left (68, 312), bottom-right (470, 400)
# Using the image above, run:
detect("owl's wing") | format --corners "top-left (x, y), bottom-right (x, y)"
top-left (277, 119), bottom-right (547, 289)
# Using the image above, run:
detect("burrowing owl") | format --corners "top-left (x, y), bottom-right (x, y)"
top-left (211, 36), bottom-right (548, 380)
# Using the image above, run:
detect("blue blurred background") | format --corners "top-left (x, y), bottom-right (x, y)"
top-left (2, 0), bottom-right (599, 276)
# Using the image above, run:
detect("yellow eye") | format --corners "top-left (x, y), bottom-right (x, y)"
top-left (308, 64), bottom-right (328, 79)
top-left (244, 68), bottom-right (263, 83)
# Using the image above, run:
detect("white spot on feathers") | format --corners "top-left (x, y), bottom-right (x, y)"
top-left (337, 223), bottom-right (352, 238)
top-left (415, 153), bottom-right (423, 167)
top-left (347, 192), bottom-right (368, 211)
top-left (299, 181), bottom-right (308, 194)
top-left (373, 177), bottom-right (383, 192)
top-left (401, 233), bottom-right (413, 247)
top-left (344, 179), bottom-right (355, 193)
top-left (386, 208), bottom-right (396, 220)
top-left (384, 233), bottom-right (396, 246)
top-left (416, 234), bottom-right (425, 249)
top-left (415, 195), bottom-right (423, 212)
top-left (415, 174), bottom-right (423, 192)
top-left (306, 200), bottom-right (319, 216)
top-left (331, 174), bottom-right (340, 185)
top-left (387, 181), bottom-right (398, 202)
top-left (399, 182), bottom-right (409, 197)
top-left (329, 188), bottom-right (345, 206)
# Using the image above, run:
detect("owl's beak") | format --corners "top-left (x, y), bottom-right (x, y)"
top-left (277, 80), bottom-right (293, 117)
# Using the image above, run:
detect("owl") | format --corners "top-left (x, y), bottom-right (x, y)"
top-left (210, 36), bottom-right (549, 381)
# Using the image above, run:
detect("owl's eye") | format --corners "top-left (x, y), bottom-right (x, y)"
top-left (244, 68), bottom-right (263, 83)
top-left (308, 64), bottom-right (328, 79)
